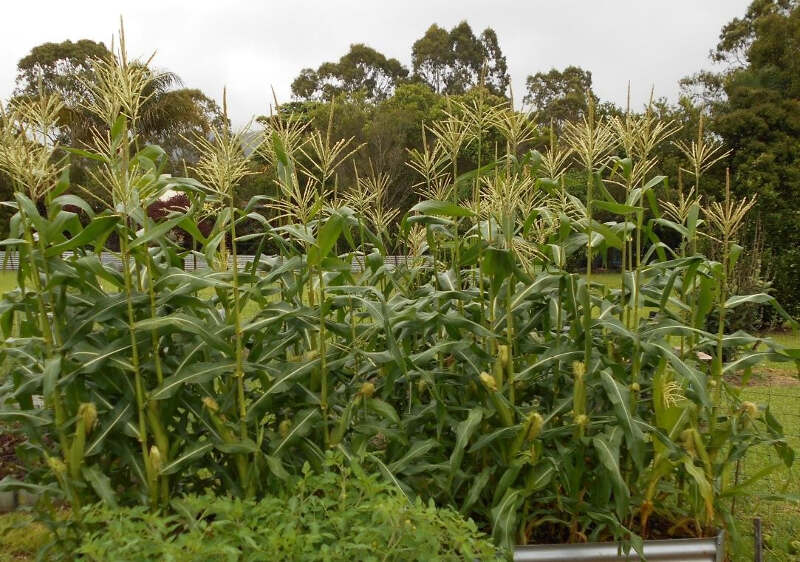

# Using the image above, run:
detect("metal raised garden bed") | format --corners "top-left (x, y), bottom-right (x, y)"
top-left (513, 531), bottom-right (725, 562)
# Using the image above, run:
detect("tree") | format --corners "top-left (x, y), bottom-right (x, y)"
top-left (14, 39), bottom-right (109, 103)
top-left (291, 44), bottom-right (408, 102)
top-left (411, 24), bottom-right (451, 95)
top-left (142, 88), bottom-right (227, 168)
top-left (523, 66), bottom-right (596, 129)
top-left (411, 22), bottom-right (509, 95)
top-left (685, 0), bottom-right (800, 315)
top-left (12, 39), bottom-right (227, 171)
top-left (14, 39), bottom-right (110, 144)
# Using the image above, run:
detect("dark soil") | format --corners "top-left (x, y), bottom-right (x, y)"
top-left (0, 428), bottom-right (26, 480)
top-left (518, 512), bottom-right (715, 545)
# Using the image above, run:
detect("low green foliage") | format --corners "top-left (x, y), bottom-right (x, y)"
top-left (0, 511), bottom-right (50, 561)
top-left (69, 453), bottom-right (500, 562)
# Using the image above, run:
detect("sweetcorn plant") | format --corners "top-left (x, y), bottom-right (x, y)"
top-left (0, 26), bottom-right (797, 557)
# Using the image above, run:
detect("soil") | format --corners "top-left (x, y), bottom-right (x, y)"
top-left (519, 512), bottom-right (715, 545)
top-left (0, 428), bottom-right (26, 480)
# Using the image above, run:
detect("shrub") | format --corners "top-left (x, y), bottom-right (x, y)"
top-left (72, 454), bottom-right (501, 562)
top-left (768, 246), bottom-right (800, 320)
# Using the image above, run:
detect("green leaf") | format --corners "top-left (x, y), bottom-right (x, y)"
top-left (482, 248), bottom-right (514, 294)
top-left (160, 443), bottom-right (214, 476)
top-left (589, 221), bottom-right (623, 249)
top-left (365, 398), bottom-right (399, 424)
top-left (649, 342), bottom-right (709, 405)
top-left (525, 461), bottom-right (556, 493)
top-left (592, 434), bottom-right (630, 520)
top-left (135, 314), bottom-right (230, 353)
top-left (593, 200), bottom-right (641, 216)
top-left (642, 175), bottom-right (667, 192)
top-left (52, 194), bottom-right (95, 218)
top-left (0, 410), bottom-right (51, 426)
top-left (275, 410), bottom-right (319, 454)
top-left (765, 406), bottom-right (795, 467)
top-left (266, 454), bottom-right (290, 480)
top-left (129, 213), bottom-right (187, 249)
top-left (461, 467), bottom-right (491, 514)
top-left (42, 357), bottom-right (61, 403)
top-left (246, 358), bottom-right (322, 419)
top-left (82, 466), bottom-right (118, 508)
top-left (410, 199), bottom-right (475, 217)
top-left (64, 147), bottom-right (106, 162)
top-left (45, 215), bottom-right (119, 257)
top-left (215, 438), bottom-right (259, 454)
top-left (725, 293), bottom-right (797, 326)
top-left (449, 408), bottom-right (483, 482)
top-left (110, 115), bottom-right (126, 141)
top-left (653, 217), bottom-right (689, 239)
top-left (493, 462), bottom-right (523, 505)
top-left (682, 458), bottom-right (714, 521)
top-left (600, 371), bottom-right (644, 468)
top-left (150, 362), bottom-right (235, 400)
top-left (369, 453), bottom-right (411, 502)
top-left (490, 488), bottom-right (522, 551)
top-left (86, 403), bottom-right (132, 456)
top-left (308, 212), bottom-right (345, 266)
top-left (721, 463), bottom-right (785, 497)
top-left (687, 202), bottom-right (700, 240)
top-left (52, 166), bottom-right (71, 198)
top-left (468, 426), bottom-right (519, 453)
top-left (388, 439), bottom-right (439, 474)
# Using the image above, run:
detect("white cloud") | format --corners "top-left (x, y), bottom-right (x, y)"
top-left (0, 0), bottom-right (750, 126)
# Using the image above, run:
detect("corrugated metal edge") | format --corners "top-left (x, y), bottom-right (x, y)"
top-left (513, 531), bottom-right (725, 562)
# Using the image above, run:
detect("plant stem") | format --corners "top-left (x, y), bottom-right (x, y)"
top-left (119, 228), bottom-right (150, 501)
top-left (318, 266), bottom-right (330, 448)
top-left (584, 170), bottom-right (593, 369)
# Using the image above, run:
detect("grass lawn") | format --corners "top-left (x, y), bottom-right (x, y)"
top-left (737, 328), bottom-right (798, 561)
top-left (0, 271), bottom-right (17, 294)
top-left (733, 381), bottom-right (800, 561)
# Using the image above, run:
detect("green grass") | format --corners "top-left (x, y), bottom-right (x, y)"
top-left (734, 384), bottom-right (800, 561)
top-left (0, 272), bottom-right (18, 295)
top-left (588, 271), bottom-right (623, 290)
top-left (756, 330), bottom-right (800, 379)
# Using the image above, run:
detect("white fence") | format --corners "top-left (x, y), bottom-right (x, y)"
top-left (0, 251), bottom-right (428, 272)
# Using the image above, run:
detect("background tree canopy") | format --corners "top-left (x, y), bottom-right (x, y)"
top-left (684, 0), bottom-right (800, 315)
top-left (10, 39), bottom-right (226, 167)
top-left (3, 2), bottom-right (800, 316)
top-left (411, 22), bottom-right (509, 95)
top-left (291, 44), bottom-right (408, 102)
top-left (523, 66), bottom-right (596, 129)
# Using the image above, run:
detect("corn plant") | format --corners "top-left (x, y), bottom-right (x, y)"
top-left (0, 26), bottom-right (798, 557)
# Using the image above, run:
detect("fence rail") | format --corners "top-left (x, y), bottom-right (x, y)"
top-left (0, 251), bottom-right (429, 273)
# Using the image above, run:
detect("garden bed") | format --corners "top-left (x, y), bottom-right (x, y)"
top-left (0, 24), bottom-right (798, 561)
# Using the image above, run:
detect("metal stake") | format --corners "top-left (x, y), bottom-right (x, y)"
top-left (753, 517), bottom-right (762, 562)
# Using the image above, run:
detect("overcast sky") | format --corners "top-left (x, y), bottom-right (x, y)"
top-left (1, 0), bottom-right (749, 126)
